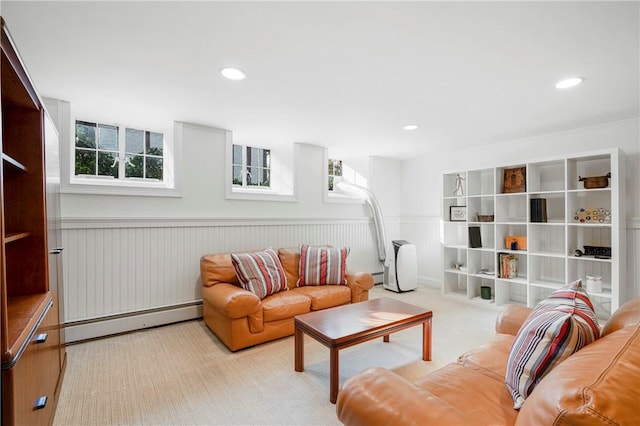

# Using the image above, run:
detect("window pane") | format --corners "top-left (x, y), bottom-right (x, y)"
top-left (247, 167), bottom-right (259, 186)
top-left (247, 167), bottom-right (270, 187)
top-left (233, 144), bottom-right (242, 165)
top-left (232, 165), bottom-right (242, 185)
top-left (145, 157), bottom-right (163, 180)
top-left (263, 149), bottom-right (271, 168)
top-left (76, 121), bottom-right (96, 148)
top-left (125, 128), bottom-right (144, 154)
top-left (97, 151), bottom-right (118, 177)
top-left (124, 154), bottom-right (144, 178)
top-left (147, 131), bottom-right (163, 156)
top-left (328, 160), bottom-right (334, 176)
top-left (261, 168), bottom-right (270, 187)
top-left (334, 160), bottom-right (342, 176)
top-left (98, 124), bottom-right (118, 151)
top-left (247, 147), bottom-right (262, 168)
top-left (75, 149), bottom-right (96, 175)
top-left (328, 176), bottom-right (334, 191)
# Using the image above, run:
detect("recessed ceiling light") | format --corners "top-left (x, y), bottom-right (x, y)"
top-left (555, 77), bottom-right (583, 89)
top-left (220, 67), bottom-right (246, 81)
top-left (403, 124), bottom-right (419, 130)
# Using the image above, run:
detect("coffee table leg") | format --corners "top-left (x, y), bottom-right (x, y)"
top-left (423, 318), bottom-right (432, 361)
top-left (330, 347), bottom-right (339, 404)
top-left (383, 334), bottom-right (390, 342)
top-left (295, 326), bottom-right (304, 372)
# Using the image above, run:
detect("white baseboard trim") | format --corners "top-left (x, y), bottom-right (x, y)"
top-left (64, 303), bottom-right (203, 343)
top-left (418, 276), bottom-right (440, 288)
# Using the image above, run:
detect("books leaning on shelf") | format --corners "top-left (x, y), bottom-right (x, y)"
top-left (498, 252), bottom-right (518, 279)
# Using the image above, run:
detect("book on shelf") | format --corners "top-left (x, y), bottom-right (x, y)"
top-left (498, 252), bottom-right (518, 279)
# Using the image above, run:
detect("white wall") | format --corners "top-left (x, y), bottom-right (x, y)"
top-left (60, 122), bottom-right (373, 220)
top-left (400, 117), bottom-right (640, 297)
top-left (402, 118), bottom-right (639, 218)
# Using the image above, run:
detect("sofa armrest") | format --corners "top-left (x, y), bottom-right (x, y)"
top-left (495, 304), bottom-right (532, 335)
top-left (201, 283), bottom-right (261, 319)
top-left (336, 367), bottom-right (478, 426)
top-left (346, 272), bottom-right (374, 302)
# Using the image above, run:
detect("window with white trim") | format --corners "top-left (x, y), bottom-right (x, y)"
top-left (328, 158), bottom-right (343, 191)
top-left (75, 120), bottom-right (164, 181)
top-left (232, 144), bottom-right (271, 188)
top-left (324, 150), bottom-right (368, 203)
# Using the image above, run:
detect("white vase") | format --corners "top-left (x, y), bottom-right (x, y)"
top-left (586, 275), bottom-right (602, 293)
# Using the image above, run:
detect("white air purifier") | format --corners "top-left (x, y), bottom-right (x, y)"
top-left (384, 240), bottom-right (417, 293)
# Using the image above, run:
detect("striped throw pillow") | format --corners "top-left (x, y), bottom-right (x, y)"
top-left (297, 244), bottom-right (350, 287)
top-left (506, 280), bottom-right (600, 409)
top-left (230, 248), bottom-right (288, 299)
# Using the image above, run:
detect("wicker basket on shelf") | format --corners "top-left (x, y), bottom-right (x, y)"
top-left (475, 212), bottom-right (494, 222)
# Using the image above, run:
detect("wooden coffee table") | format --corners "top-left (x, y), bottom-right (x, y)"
top-left (294, 297), bottom-right (432, 403)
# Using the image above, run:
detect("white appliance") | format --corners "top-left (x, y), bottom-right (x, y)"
top-left (384, 240), bottom-right (417, 292)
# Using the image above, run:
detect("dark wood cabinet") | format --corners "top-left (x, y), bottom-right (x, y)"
top-left (1, 17), bottom-right (66, 425)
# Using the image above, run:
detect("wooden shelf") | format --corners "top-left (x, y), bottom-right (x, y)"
top-left (1, 18), bottom-right (65, 426)
top-left (2, 292), bottom-right (52, 369)
top-left (4, 232), bottom-right (30, 244)
top-left (2, 153), bottom-right (27, 172)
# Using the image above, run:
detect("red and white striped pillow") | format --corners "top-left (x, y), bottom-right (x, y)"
top-left (506, 280), bottom-right (600, 409)
top-left (230, 248), bottom-right (288, 299)
top-left (297, 244), bottom-right (350, 287)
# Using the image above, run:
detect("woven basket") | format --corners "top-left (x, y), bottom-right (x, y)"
top-left (476, 212), bottom-right (494, 222)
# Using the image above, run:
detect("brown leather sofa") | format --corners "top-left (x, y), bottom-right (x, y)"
top-left (336, 297), bottom-right (640, 425)
top-left (200, 247), bottom-right (374, 351)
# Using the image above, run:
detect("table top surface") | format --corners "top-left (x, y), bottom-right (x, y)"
top-left (294, 297), bottom-right (432, 341)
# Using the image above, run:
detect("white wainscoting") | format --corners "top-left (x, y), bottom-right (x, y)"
top-left (399, 216), bottom-right (442, 287)
top-left (61, 217), bottom-right (381, 342)
top-left (60, 216), bottom-right (639, 342)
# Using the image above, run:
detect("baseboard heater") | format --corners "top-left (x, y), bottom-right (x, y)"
top-left (371, 272), bottom-right (384, 285)
top-left (64, 301), bottom-right (203, 344)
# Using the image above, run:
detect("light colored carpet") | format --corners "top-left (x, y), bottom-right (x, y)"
top-left (53, 286), bottom-right (501, 426)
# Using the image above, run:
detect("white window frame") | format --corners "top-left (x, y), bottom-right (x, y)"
top-left (224, 132), bottom-right (296, 202)
top-left (327, 158), bottom-right (343, 192)
top-left (323, 149), bottom-right (366, 204)
top-left (52, 100), bottom-right (181, 197)
top-left (74, 120), bottom-right (165, 182)
top-left (232, 144), bottom-right (271, 189)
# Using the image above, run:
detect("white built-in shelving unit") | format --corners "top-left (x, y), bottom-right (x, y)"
top-left (441, 148), bottom-right (626, 320)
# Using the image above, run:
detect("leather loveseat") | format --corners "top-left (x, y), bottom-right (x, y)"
top-left (336, 297), bottom-right (640, 425)
top-left (200, 247), bottom-right (374, 351)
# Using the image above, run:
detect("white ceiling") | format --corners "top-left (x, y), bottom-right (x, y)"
top-left (2, 1), bottom-right (639, 160)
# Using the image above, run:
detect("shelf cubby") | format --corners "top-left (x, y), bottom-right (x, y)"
top-left (467, 168), bottom-right (494, 196)
top-left (495, 280), bottom-right (528, 306)
top-left (443, 271), bottom-right (468, 297)
top-left (495, 193), bottom-right (527, 223)
top-left (527, 159), bottom-right (565, 192)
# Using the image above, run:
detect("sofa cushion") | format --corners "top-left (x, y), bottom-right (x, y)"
top-left (458, 333), bottom-right (515, 380)
top-left (277, 247), bottom-right (301, 290)
top-left (262, 291), bottom-right (311, 322)
top-left (415, 363), bottom-right (519, 425)
top-left (231, 248), bottom-right (288, 299)
top-left (601, 297), bottom-right (640, 337)
top-left (201, 253), bottom-right (240, 287)
top-left (292, 285), bottom-right (351, 310)
top-left (515, 325), bottom-right (640, 425)
top-left (506, 280), bottom-right (600, 409)
top-left (297, 244), bottom-right (349, 286)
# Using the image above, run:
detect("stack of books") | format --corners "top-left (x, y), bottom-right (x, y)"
top-left (498, 252), bottom-right (518, 279)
